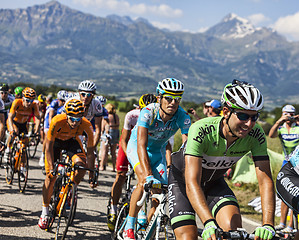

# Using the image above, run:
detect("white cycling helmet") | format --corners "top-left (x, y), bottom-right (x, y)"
top-left (282, 105), bottom-right (295, 113)
top-left (221, 79), bottom-right (264, 111)
top-left (57, 90), bottom-right (68, 101)
top-left (96, 95), bottom-right (107, 105)
top-left (78, 80), bottom-right (96, 93)
top-left (156, 78), bottom-right (184, 96)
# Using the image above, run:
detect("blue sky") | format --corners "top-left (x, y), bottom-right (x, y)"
top-left (2, 0), bottom-right (299, 41)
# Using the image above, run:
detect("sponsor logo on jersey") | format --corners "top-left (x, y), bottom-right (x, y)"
top-left (168, 183), bottom-right (176, 215)
top-left (277, 172), bottom-right (284, 180)
top-left (248, 127), bottom-right (266, 145)
top-left (281, 134), bottom-right (299, 141)
top-left (280, 177), bottom-right (299, 197)
top-left (229, 150), bottom-right (248, 155)
top-left (184, 118), bottom-right (191, 125)
top-left (202, 158), bottom-right (236, 169)
top-left (193, 124), bottom-right (216, 144)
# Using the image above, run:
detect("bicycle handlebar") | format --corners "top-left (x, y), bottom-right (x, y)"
top-left (137, 181), bottom-right (168, 207)
top-left (197, 228), bottom-right (281, 240)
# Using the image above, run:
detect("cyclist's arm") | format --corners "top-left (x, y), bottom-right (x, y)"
top-left (93, 116), bottom-right (102, 148)
top-left (268, 115), bottom-right (287, 138)
top-left (45, 139), bottom-right (55, 171)
top-left (48, 108), bottom-right (55, 124)
top-left (166, 141), bottom-right (172, 167)
top-left (120, 128), bottom-right (130, 156)
top-left (254, 159), bottom-right (275, 226)
top-left (86, 146), bottom-right (95, 169)
top-left (185, 154), bottom-right (214, 223)
top-left (0, 113), bottom-right (4, 141)
top-left (137, 126), bottom-right (152, 178)
top-left (33, 105), bottom-right (41, 134)
top-left (7, 111), bottom-right (16, 134)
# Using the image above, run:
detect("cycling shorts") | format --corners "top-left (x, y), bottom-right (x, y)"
top-left (45, 138), bottom-right (86, 174)
top-left (116, 145), bottom-right (129, 172)
top-left (168, 164), bottom-right (239, 230)
top-left (276, 162), bottom-right (299, 213)
top-left (127, 140), bottom-right (167, 185)
top-left (7, 120), bottom-right (28, 134)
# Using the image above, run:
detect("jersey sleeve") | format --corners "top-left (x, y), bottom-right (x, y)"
top-left (178, 107), bottom-right (191, 135)
top-left (82, 119), bottom-right (94, 147)
top-left (250, 124), bottom-right (269, 160)
top-left (0, 99), bottom-right (5, 113)
top-left (184, 121), bottom-right (205, 157)
top-left (47, 116), bottom-right (59, 141)
top-left (136, 106), bottom-right (154, 129)
top-left (93, 99), bottom-right (103, 117)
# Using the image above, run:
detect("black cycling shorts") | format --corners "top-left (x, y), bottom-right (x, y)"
top-left (276, 162), bottom-right (299, 213)
top-left (53, 138), bottom-right (84, 162)
top-left (12, 120), bottom-right (28, 134)
top-left (168, 164), bottom-right (239, 230)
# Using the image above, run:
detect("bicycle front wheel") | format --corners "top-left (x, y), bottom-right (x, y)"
top-left (47, 177), bottom-right (63, 231)
top-left (18, 150), bottom-right (29, 193)
top-left (28, 136), bottom-right (39, 158)
top-left (5, 147), bottom-right (17, 185)
top-left (56, 184), bottom-right (77, 240)
top-left (114, 202), bottom-right (130, 240)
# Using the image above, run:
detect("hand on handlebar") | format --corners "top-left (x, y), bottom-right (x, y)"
top-left (145, 175), bottom-right (161, 189)
top-left (254, 224), bottom-right (275, 240)
top-left (201, 219), bottom-right (222, 240)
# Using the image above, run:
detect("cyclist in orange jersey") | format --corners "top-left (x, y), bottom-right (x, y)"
top-left (4, 87), bottom-right (40, 179)
top-left (38, 99), bottom-right (96, 230)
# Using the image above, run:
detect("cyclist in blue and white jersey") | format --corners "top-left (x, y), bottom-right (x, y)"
top-left (39, 90), bottom-right (69, 167)
top-left (168, 80), bottom-right (275, 240)
top-left (0, 83), bottom-right (15, 122)
top-left (122, 78), bottom-right (191, 240)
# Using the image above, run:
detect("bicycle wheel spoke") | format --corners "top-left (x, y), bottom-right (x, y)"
top-left (114, 203), bottom-right (130, 240)
top-left (18, 150), bottom-right (29, 193)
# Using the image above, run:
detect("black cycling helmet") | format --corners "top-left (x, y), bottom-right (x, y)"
top-left (0, 83), bottom-right (9, 92)
top-left (139, 94), bottom-right (157, 109)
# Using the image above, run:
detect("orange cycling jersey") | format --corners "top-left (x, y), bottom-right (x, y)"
top-left (10, 99), bottom-right (39, 123)
top-left (47, 113), bottom-right (94, 147)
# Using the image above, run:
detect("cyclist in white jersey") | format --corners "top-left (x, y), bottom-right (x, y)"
top-left (107, 94), bottom-right (157, 232)
top-left (122, 78), bottom-right (191, 240)
top-left (168, 80), bottom-right (275, 240)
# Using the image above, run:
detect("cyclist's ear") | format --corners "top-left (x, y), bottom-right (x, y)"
top-left (222, 107), bottom-right (231, 119)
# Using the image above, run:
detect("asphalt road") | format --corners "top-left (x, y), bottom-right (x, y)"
top-left (0, 144), bottom-right (259, 239)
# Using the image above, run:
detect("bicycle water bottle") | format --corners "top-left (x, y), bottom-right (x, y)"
top-left (58, 164), bottom-right (65, 176)
top-left (137, 210), bottom-right (147, 233)
top-left (14, 150), bottom-right (20, 169)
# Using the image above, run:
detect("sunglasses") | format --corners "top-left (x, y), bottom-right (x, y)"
top-left (283, 112), bottom-right (295, 116)
top-left (233, 111), bottom-right (259, 122)
top-left (68, 116), bottom-right (82, 122)
top-left (0, 91), bottom-right (8, 95)
top-left (23, 97), bottom-right (33, 103)
top-left (163, 95), bottom-right (182, 103)
top-left (80, 92), bottom-right (93, 98)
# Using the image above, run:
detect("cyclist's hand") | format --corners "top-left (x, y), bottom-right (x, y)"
top-left (254, 224), bottom-right (275, 240)
top-left (201, 219), bottom-right (221, 240)
top-left (145, 175), bottom-right (161, 189)
top-left (48, 170), bottom-right (56, 179)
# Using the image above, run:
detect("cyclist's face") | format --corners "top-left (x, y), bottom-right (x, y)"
top-left (22, 97), bottom-right (34, 108)
top-left (224, 107), bottom-right (257, 138)
top-left (79, 91), bottom-right (93, 105)
top-left (160, 95), bottom-right (180, 115)
top-left (67, 115), bottom-right (82, 128)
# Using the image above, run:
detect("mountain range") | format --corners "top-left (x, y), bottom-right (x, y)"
top-left (0, 1), bottom-right (298, 108)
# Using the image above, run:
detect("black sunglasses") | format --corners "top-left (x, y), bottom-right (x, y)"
top-left (233, 111), bottom-right (259, 122)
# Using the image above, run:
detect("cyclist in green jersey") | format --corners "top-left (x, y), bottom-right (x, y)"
top-left (168, 79), bottom-right (275, 240)
top-left (269, 104), bottom-right (299, 233)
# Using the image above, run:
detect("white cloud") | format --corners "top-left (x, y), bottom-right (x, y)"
top-left (247, 13), bottom-right (270, 26)
top-left (151, 21), bottom-right (182, 31)
top-left (73, 0), bottom-right (183, 18)
top-left (272, 12), bottom-right (299, 41)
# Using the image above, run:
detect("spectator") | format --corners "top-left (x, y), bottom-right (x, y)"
top-left (205, 99), bottom-right (222, 117)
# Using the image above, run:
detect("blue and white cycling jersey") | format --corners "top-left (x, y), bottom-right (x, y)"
top-left (127, 103), bottom-right (191, 183)
top-left (44, 99), bottom-right (62, 130)
top-left (129, 103), bottom-right (191, 151)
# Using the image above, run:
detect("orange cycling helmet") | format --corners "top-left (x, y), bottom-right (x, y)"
top-left (22, 87), bottom-right (36, 100)
top-left (65, 99), bottom-right (85, 116)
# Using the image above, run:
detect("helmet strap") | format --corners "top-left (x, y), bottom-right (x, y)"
top-left (226, 109), bottom-right (239, 138)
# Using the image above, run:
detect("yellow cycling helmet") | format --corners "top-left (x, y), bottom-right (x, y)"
top-left (38, 94), bottom-right (46, 103)
top-left (22, 87), bottom-right (36, 100)
top-left (139, 94), bottom-right (157, 109)
top-left (65, 99), bottom-right (85, 116)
